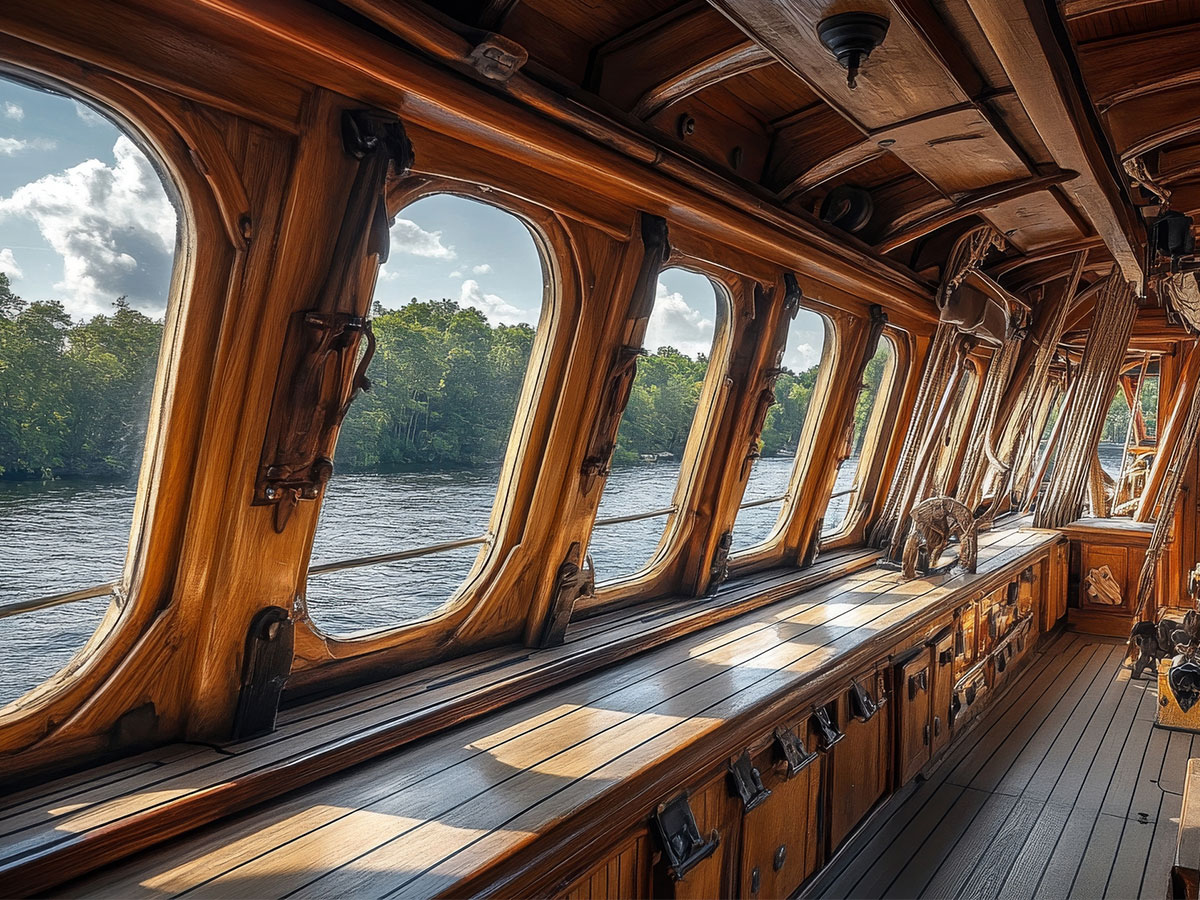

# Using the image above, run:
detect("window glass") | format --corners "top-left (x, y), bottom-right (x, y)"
top-left (587, 267), bottom-right (723, 582)
top-left (731, 308), bottom-right (832, 551)
top-left (0, 76), bottom-right (176, 707)
top-left (823, 337), bottom-right (896, 535)
top-left (1096, 356), bottom-right (1160, 516)
top-left (305, 194), bottom-right (545, 637)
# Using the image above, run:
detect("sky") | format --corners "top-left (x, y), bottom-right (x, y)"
top-left (0, 73), bottom-right (824, 369)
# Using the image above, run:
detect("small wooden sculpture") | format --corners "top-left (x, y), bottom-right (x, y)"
top-left (901, 496), bottom-right (978, 579)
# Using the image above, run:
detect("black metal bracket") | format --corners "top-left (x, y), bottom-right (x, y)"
top-left (536, 541), bottom-right (594, 648)
top-left (850, 678), bottom-right (879, 721)
top-left (653, 792), bottom-right (720, 881)
top-left (729, 750), bottom-right (772, 812)
top-left (709, 530), bottom-right (734, 592)
top-left (774, 725), bottom-right (818, 778)
top-left (231, 606), bottom-right (295, 741)
top-left (812, 705), bottom-right (844, 751)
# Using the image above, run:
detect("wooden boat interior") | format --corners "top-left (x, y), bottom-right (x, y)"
top-left (6, 0), bottom-right (1200, 897)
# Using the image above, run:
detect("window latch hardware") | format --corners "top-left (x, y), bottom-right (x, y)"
top-left (536, 542), bottom-right (594, 648)
top-left (652, 792), bottom-right (719, 881)
top-left (774, 725), bottom-right (817, 778)
top-left (728, 750), bottom-right (772, 812)
top-left (812, 705), bottom-right (844, 750)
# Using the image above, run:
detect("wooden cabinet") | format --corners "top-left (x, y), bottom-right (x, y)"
top-left (827, 668), bottom-right (892, 851)
top-left (954, 601), bottom-right (978, 681)
top-left (1063, 518), bottom-right (1154, 636)
top-left (737, 723), bottom-right (822, 900)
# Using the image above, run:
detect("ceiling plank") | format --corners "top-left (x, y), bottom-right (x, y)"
top-left (962, 0), bottom-right (1143, 286)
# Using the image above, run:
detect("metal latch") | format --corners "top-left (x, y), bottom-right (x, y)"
top-left (812, 705), bottom-right (844, 750)
top-left (729, 750), bottom-right (772, 812)
top-left (653, 792), bottom-right (720, 881)
top-left (774, 725), bottom-right (817, 778)
top-left (850, 678), bottom-right (879, 721)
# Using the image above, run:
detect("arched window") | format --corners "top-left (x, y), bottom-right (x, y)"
top-left (732, 306), bottom-right (833, 551)
top-left (587, 267), bottom-right (728, 582)
top-left (823, 336), bottom-right (898, 536)
top-left (0, 74), bottom-right (178, 708)
top-left (304, 194), bottom-right (547, 637)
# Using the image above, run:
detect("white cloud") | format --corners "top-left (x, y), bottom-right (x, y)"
top-left (0, 136), bottom-right (176, 318)
top-left (448, 269), bottom-right (462, 279)
top-left (643, 279), bottom-right (715, 359)
top-left (74, 102), bottom-right (107, 127)
top-left (390, 217), bottom-right (455, 259)
top-left (471, 263), bottom-right (492, 274)
top-left (0, 248), bottom-right (21, 279)
top-left (376, 266), bottom-right (400, 282)
top-left (458, 278), bottom-right (526, 325)
top-left (0, 137), bottom-right (56, 155)
top-left (3, 102), bottom-right (23, 121)
top-left (788, 341), bottom-right (819, 370)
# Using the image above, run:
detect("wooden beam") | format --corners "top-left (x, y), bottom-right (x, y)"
top-left (987, 236), bottom-right (1106, 276)
top-left (1060, 0), bottom-right (1164, 18)
top-left (630, 42), bottom-right (772, 119)
top-left (963, 0), bottom-right (1144, 287)
top-left (877, 170), bottom-right (1079, 253)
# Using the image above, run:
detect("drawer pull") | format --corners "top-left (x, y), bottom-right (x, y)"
top-left (850, 679), bottom-right (879, 721)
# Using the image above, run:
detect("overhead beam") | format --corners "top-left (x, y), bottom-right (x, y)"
top-left (1060, 0), bottom-right (1164, 18)
top-left (877, 170), bottom-right (1079, 253)
top-left (963, 0), bottom-right (1144, 287)
top-left (630, 42), bottom-right (772, 119)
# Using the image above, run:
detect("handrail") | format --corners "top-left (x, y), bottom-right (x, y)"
top-left (593, 505), bottom-right (677, 527)
top-left (4, 488), bottom-right (861, 620)
top-left (0, 581), bottom-right (118, 621)
top-left (308, 535), bottom-right (490, 576)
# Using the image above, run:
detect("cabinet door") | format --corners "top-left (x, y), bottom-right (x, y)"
top-left (931, 630), bottom-right (955, 758)
top-left (829, 672), bottom-right (891, 850)
top-left (954, 604), bottom-right (977, 681)
top-left (897, 651), bottom-right (932, 785)
top-left (653, 776), bottom-right (729, 899)
top-left (738, 731), bottom-right (821, 900)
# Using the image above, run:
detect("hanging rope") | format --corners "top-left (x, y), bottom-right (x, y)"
top-left (1131, 343), bottom-right (1200, 622)
top-left (1033, 268), bottom-right (1137, 528)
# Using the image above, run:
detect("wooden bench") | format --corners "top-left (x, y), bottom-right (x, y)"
top-left (0, 525), bottom-right (1062, 897)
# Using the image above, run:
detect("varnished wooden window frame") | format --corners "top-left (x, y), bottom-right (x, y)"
top-left (288, 175), bottom-right (579, 681)
top-left (819, 327), bottom-right (906, 548)
top-left (587, 261), bottom-right (735, 597)
top-left (726, 306), bottom-right (841, 566)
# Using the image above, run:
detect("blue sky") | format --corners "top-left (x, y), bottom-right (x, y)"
top-left (0, 73), bottom-right (823, 369)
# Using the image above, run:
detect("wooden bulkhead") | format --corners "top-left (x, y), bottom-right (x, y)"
top-left (2, 0), bottom-right (1200, 898)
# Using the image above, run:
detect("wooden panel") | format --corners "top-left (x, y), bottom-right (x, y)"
top-left (955, 601), bottom-right (979, 681)
top-left (1080, 544), bottom-right (1132, 612)
top-left (738, 722), bottom-right (822, 899)
top-left (897, 650), bottom-right (933, 785)
top-left (562, 828), bottom-right (650, 900)
top-left (930, 629), bottom-right (955, 759)
top-left (829, 669), bottom-right (892, 851)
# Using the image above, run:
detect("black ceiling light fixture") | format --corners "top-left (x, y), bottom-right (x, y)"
top-left (817, 12), bottom-right (890, 90)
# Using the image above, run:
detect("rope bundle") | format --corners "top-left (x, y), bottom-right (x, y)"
top-left (1033, 268), bottom-right (1137, 529)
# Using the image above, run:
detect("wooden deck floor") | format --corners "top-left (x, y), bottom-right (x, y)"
top-left (813, 632), bottom-right (1191, 900)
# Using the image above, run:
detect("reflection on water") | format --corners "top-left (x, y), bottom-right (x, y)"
top-left (0, 455), bottom-right (859, 705)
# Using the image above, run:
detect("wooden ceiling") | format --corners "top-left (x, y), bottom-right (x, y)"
top-left (351, 0), bottom-right (1200, 302)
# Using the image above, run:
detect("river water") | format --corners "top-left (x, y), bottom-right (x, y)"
top-left (0, 446), bottom-right (1128, 707)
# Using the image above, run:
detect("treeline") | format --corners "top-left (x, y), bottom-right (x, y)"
top-left (0, 274), bottom-right (161, 480)
top-left (0, 284), bottom-right (853, 481)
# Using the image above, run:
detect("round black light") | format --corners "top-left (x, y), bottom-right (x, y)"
top-left (820, 184), bottom-right (874, 233)
top-left (817, 12), bottom-right (890, 89)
